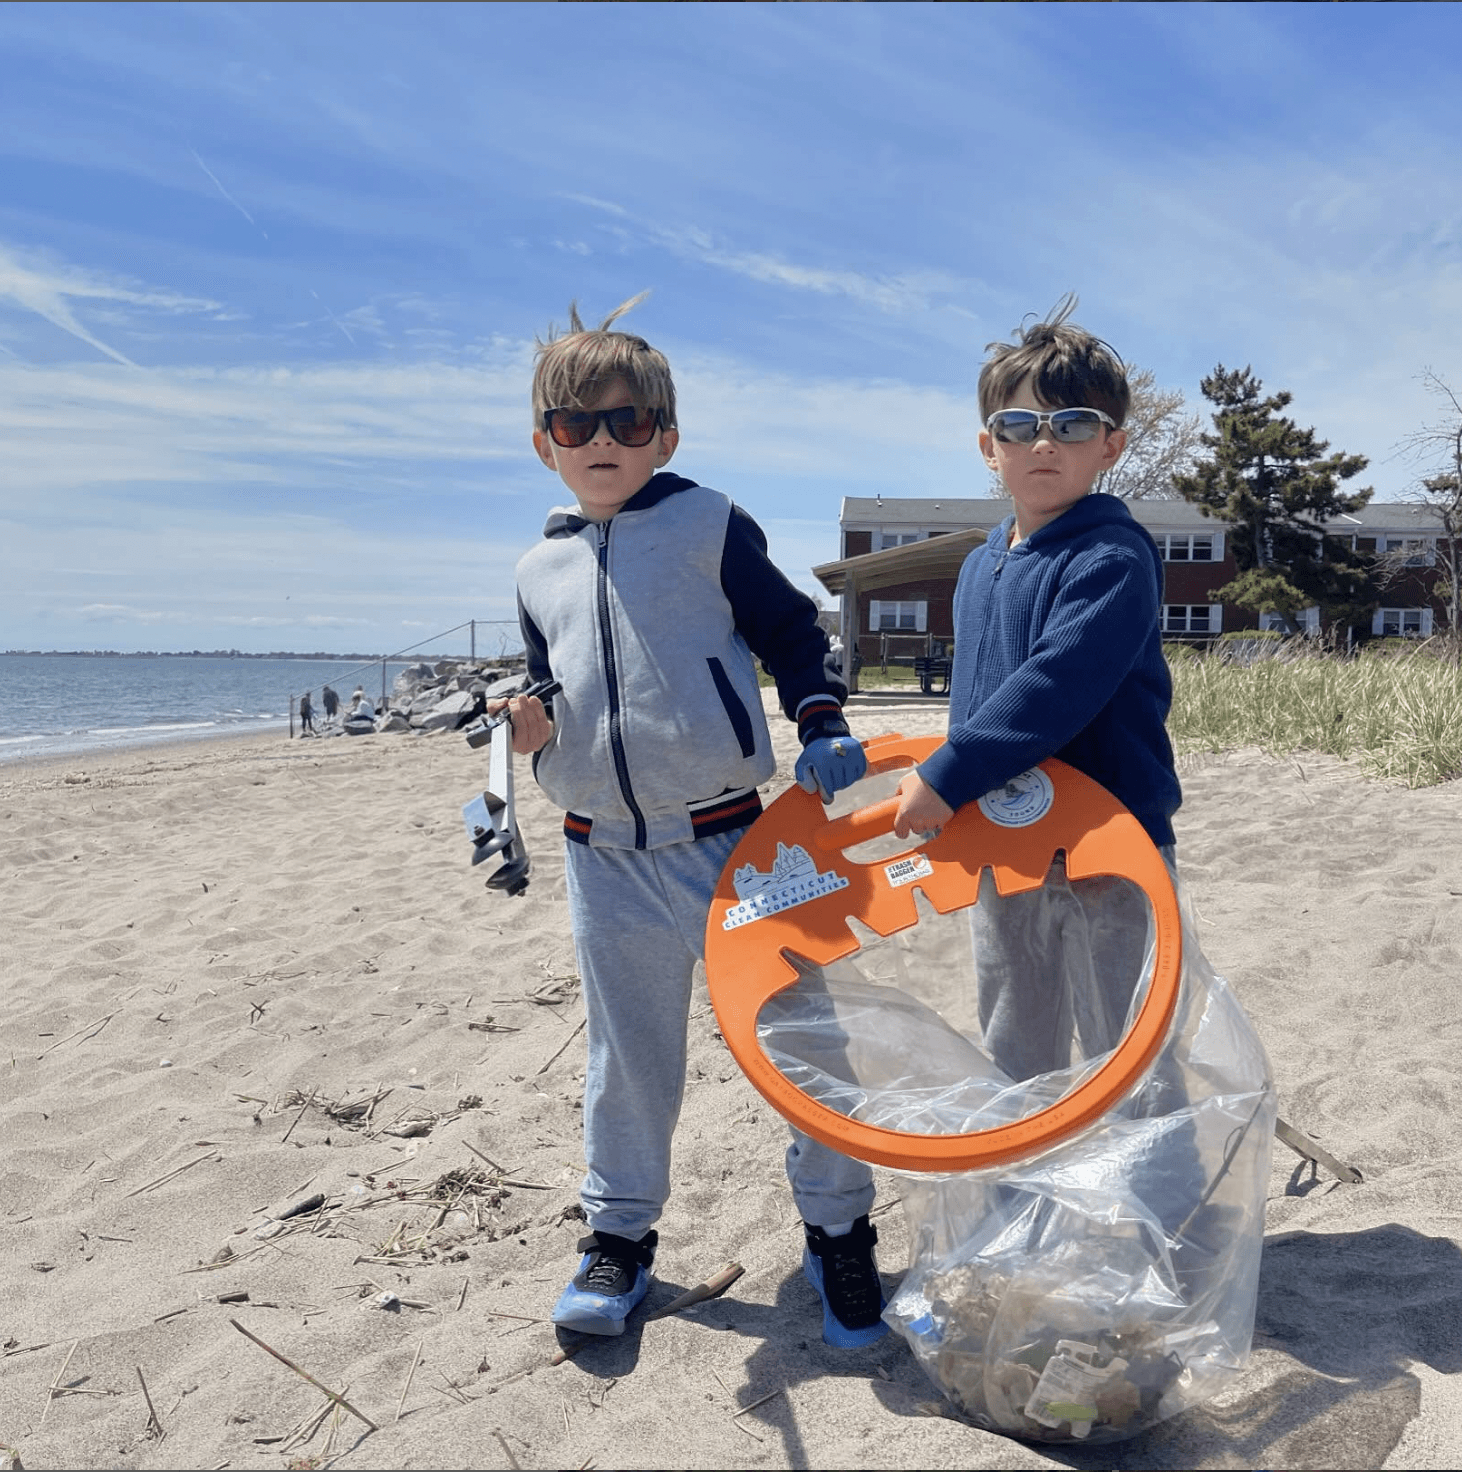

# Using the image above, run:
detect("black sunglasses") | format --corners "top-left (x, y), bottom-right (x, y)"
top-left (542, 404), bottom-right (665, 449)
top-left (985, 407), bottom-right (1115, 444)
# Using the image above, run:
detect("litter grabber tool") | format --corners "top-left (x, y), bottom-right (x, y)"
top-left (703, 733), bottom-right (1276, 1444)
top-left (463, 676), bottom-right (562, 749)
top-left (460, 678), bottom-right (561, 897)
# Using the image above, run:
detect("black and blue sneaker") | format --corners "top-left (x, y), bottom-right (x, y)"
top-left (551, 1228), bottom-right (657, 1336)
top-left (803, 1216), bottom-right (889, 1348)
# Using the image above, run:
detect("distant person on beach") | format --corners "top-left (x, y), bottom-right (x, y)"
top-left (321, 684), bottom-right (339, 720)
top-left (298, 690), bottom-right (315, 734)
top-left (489, 295), bottom-right (880, 1345)
top-left (351, 690), bottom-right (375, 719)
top-left (892, 296), bottom-right (1184, 1091)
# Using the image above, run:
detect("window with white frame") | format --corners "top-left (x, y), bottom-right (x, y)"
top-left (869, 599), bottom-right (927, 632)
top-left (1260, 607), bottom-right (1321, 634)
top-left (1373, 607), bottom-right (1432, 637)
top-left (1162, 604), bottom-right (1221, 635)
top-left (1378, 537), bottom-right (1434, 566)
top-left (1157, 532), bottom-right (1220, 562)
top-left (879, 531), bottom-right (922, 550)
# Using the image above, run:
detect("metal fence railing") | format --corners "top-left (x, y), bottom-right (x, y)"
top-left (289, 619), bottom-right (522, 736)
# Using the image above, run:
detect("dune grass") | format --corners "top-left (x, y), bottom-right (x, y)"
top-left (1166, 640), bottom-right (1462, 787)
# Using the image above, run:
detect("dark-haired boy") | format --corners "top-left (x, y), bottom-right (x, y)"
top-left (894, 298), bottom-right (1182, 1082)
top-left (496, 296), bottom-right (889, 1348)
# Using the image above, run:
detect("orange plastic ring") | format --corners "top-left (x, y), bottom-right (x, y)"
top-left (704, 736), bottom-right (1182, 1172)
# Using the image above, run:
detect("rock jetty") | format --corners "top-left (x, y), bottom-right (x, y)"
top-left (314, 659), bottom-right (529, 739)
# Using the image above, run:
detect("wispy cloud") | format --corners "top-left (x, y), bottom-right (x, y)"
top-left (189, 146), bottom-right (269, 240)
top-left (565, 196), bottom-right (987, 316)
top-left (661, 229), bottom-right (979, 315)
top-left (0, 243), bottom-right (225, 365)
top-left (80, 602), bottom-right (171, 623)
top-left (1, 251), bottom-right (137, 366)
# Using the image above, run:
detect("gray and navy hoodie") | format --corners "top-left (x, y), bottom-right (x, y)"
top-left (516, 472), bottom-right (851, 850)
top-left (918, 493), bottom-right (1182, 849)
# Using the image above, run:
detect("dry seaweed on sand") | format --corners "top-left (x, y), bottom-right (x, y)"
top-left (275, 1085), bottom-right (400, 1133)
top-left (347, 1165), bottom-right (531, 1264)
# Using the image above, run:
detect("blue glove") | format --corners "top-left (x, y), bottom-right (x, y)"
top-left (795, 735), bottom-right (867, 802)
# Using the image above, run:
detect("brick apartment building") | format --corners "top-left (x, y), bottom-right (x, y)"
top-left (813, 496), bottom-right (1454, 684)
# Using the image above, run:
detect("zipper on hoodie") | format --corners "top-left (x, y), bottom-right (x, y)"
top-left (973, 532), bottom-right (1013, 668)
top-left (596, 520), bottom-right (648, 848)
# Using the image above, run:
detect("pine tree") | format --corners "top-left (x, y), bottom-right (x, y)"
top-left (1174, 366), bottom-right (1374, 634)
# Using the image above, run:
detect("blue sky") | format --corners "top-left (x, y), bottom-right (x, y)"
top-left (1, 1), bottom-right (1459, 654)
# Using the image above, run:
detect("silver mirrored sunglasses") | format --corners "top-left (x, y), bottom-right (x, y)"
top-left (985, 407), bottom-right (1116, 444)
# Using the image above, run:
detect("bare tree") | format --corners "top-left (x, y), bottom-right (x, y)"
top-left (1392, 369), bottom-right (1462, 652)
top-left (1100, 368), bottom-right (1204, 500)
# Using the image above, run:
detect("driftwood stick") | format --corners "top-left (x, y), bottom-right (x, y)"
top-left (228, 1320), bottom-right (378, 1432)
top-left (461, 1140), bottom-right (507, 1174)
top-left (535, 1018), bottom-right (585, 1077)
top-left (549, 1262), bottom-right (745, 1365)
top-left (124, 1151), bottom-right (219, 1199)
top-left (395, 1340), bottom-right (424, 1423)
top-left (1275, 1115), bottom-right (1364, 1184)
top-left (40, 1340), bottom-right (80, 1425)
top-left (323, 1392), bottom-right (349, 1460)
top-left (280, 1395), bottom-right (333, 1453)
top-left (733, 1386), bottom-right (786, 1419)
top-left (280, 1087), bottom-right (317, 1145)
top-left (136, 1367), bottom-right (163, 1438)
top-left (644, 1262), bottom-right (744, 1321)
top-left (38, 1012), bottom-right (117, 1057)
top-left (492, 1428), bottom-right (521, 1470)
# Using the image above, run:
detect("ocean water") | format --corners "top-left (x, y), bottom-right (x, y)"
top-left (0, 654), bottom-right (420, 766)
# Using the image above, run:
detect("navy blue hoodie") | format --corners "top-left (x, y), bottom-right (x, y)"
top-left (918, 493), bottom-right (1181, 848)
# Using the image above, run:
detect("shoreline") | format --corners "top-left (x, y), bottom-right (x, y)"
top-left (0, 724), bottom-right (298, 780)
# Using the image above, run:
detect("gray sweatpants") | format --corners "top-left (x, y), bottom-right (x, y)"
top-left (972, 846), bottom-right (1206, 1243)
top-left (565, 828), bottom-right (876, 1241)
top-left (972, 847), bottom-right (1178, 1083)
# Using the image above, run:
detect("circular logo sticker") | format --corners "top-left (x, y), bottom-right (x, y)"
top-left (977, 767), bottom-right (1056, 828)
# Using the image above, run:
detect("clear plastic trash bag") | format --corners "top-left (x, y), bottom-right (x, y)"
top-left (756, 862), bottom-right (1274, 1444)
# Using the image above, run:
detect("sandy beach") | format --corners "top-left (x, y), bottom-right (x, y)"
top-left (2, 693), bottom-right (1460, 1471)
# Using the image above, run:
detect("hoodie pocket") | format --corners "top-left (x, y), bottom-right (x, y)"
top-left (707, 657), bottom-right (756, 758)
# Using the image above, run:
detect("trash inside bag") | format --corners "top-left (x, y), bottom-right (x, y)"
top-left (756, 858), bottom-right (1274, 1444)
